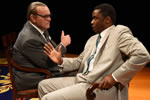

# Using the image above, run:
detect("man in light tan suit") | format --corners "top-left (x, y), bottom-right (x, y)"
top-left (38, 3), bottom-right (150, 100)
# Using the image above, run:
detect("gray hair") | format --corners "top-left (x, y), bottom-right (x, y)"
top-left (26, 1), bottom-right (47, 20)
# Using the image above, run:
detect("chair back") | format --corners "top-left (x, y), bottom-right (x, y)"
top-left (2, 32), bottom-right (17, 57)
top-left (1, 32), bottom-right (18, 99)
top-left (1, 32), bottom-right (51, 100)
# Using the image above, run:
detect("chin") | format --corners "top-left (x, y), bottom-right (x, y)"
top-left (46, 26), bottom-right (50, 29)
top-left (93, 30), bottom-right (98, 33)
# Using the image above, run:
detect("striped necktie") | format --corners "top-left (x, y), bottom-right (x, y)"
top-left (43, 32), bottom-right (50, 42)
top-left (82, 34), bottom-right (101, 74)
top-left (43, 32), bottom-right (57, 47)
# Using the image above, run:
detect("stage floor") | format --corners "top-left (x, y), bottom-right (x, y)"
top-left (129, 67), bottom-right (150, 100)
top-left (0, 58), bottom-right (150, 100)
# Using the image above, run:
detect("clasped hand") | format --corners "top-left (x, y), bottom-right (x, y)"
top-left (98, 74), bottom-right (116, 90)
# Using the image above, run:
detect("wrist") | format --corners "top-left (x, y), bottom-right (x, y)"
top-left (60, 42), bottom-right (66, 48)
top-left (58, 58), bottom-right (63, 65)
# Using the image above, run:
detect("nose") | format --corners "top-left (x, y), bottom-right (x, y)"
top-left (91, 19), bottom-right (94, 25)
top-left (46, 16), bottom-right (51, 21)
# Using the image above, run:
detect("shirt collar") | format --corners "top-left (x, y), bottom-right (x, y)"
top-left (29, 21), bottom-right (44, 35)
top-left (100, 25), bottom-right (114, 38)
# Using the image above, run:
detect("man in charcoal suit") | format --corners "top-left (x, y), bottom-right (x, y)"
top-left (12, 1), bottom-right (71, 90)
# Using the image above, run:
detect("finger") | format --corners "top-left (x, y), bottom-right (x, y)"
top-left (58, 45), bottom-right (62, 54)
top-left (44, 44), bottom-right (52, 51)
top-left (48, 42), bottom-right (54, 49)
top-left (44, 46), bottom-right (51, 54)
top-left (100, 80), bottom-right (108, 90)
top-left (98, 81), bottom-right (104, 89)
top-left (69, 35), bottom-right (71, 43)
top-left (103, 80), bottom-right (107, 88)
top-left (66, 35), bottom-right (71, 42)
top-left (61, 30), bottom-right (65, 37)
top-left (66, 35), bottom-right (70, 38)
top-left (43, 50), bottom-right (49, 56)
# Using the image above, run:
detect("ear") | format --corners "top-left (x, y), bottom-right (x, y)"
top-left (30, 14), bottom-right (36, 23)
top-left (104, 16), bottom-right (111, 24)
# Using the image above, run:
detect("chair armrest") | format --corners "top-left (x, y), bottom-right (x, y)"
top-left (64, 53), bottom-right (79, 58)
top-left (86, 83), bottom-right (99, 100)
top-left (9, 58), bottom-right (51, 78)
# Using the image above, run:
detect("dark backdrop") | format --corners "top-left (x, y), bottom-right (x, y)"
top-left (0, 0), bottom-right (149, 54)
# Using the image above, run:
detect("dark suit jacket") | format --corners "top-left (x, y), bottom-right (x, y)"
top-left (12, 21), bottom-right (66, 90)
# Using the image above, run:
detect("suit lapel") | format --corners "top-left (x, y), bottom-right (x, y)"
top-left (27, 22), bottom-right (48, 44)
top-left (50, 40), bottom-right (57, 47)
top-left (93, 26), bottom-right (115, 66)
top-left (87, 36), bottom-right (98, 60)
top-left (39, 34), bottom-right (47, 44)
top-left (28, 22), bottom-right (57, 47)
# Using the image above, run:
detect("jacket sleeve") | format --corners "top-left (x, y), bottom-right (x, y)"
top-left (112, 26), bottom-right (150, 86)
top-left (22, 39), bottom-right (55, 69)
top-left (56, 43), bottom-right (67, 56)
top-left (50, 39), bottom-right (67, 56)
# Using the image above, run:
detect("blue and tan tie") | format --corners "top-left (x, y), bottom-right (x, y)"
top-left (82, 34), bottom-right (101, 74)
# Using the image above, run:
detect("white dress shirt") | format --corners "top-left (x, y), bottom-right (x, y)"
top-left (29, 21), bottom-right (51, 41)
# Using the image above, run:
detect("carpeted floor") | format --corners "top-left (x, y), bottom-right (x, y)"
top-left (0, 58), bottom-right (39, 100)
top-left (0, 64), bottom-right (12, 100)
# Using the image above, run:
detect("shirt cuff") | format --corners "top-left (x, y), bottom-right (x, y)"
top-left (112, 74), bottom-right (119, 82)
top-left (58, 59), bottom-right (64, 68)
top-left (60, 42), bottom-right (65, 48)
top-left (58, 61), bottom-right (64, 72)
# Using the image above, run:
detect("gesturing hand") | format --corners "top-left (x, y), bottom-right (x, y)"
top-left (44, 42), bottom-right (63, 65)
top-left (61, 30), bottom-right (71, 47)
top-left (98, 74), bottom-right (116, 90)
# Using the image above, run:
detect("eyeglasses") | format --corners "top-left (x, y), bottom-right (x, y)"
top-left (34, 13), bottom-right (52, 19)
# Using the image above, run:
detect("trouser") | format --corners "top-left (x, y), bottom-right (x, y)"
top-left (38, 77), bottom-right (88, 100)
top-left (38, 76), bottom-right (125, 100)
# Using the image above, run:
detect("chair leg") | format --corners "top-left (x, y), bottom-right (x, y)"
top-left (17, 97), bottom-right (24, 100)
top-left (20, 98), bottom-right (24, 100)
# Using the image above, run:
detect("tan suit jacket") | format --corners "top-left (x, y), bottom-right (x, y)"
top-left (62, 25), bottom-right (150, 100)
